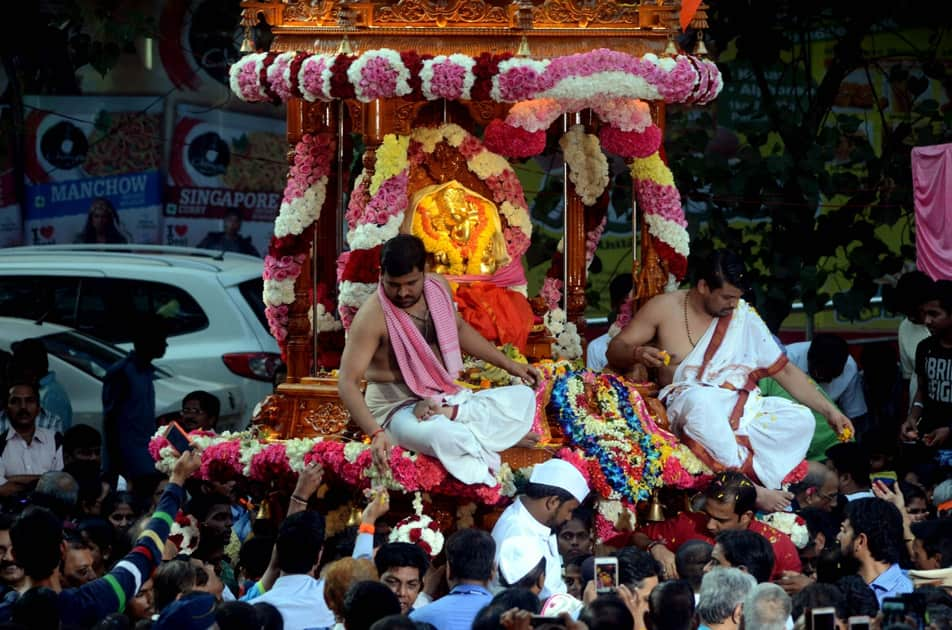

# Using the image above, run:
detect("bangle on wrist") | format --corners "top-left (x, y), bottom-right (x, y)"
top-left (371, 427), bottom-right (385, 440)
top-left (358, 523), bottom-right (376, 535)
top-left (291, 494), bottom-right (308, 505)
top-left (646, 540), bottom-right (663, 552)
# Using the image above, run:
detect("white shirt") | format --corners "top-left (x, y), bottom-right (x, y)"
top-left (249, 574), bottom-right (336, 630)
top-left (786, 342), bottom-right (868, 418)
top-left (0, 427), bottom-right (63, 485)
top-left (586, 333), bottom-right (610, 371)
top-left (491, 497), bottom-right (565, 598)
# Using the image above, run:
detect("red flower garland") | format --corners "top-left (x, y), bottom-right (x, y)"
top-left (330, 55), bottom-right (356, 99)
top-left (483, 119), bottom-right (547, 159)
top-left (471, 52), bottom-right (513, 101)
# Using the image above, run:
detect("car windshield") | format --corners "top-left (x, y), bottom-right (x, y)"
top-left (40, 331), bottom-right (172, 380)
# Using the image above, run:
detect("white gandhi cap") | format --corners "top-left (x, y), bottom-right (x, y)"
top-left (498, 535), bottom-right (548, 585)
top-left (529, 459), bottom-right (590, 503)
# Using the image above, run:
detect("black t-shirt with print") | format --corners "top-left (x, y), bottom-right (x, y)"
top-left (914, 335), bottom-right (952, 432)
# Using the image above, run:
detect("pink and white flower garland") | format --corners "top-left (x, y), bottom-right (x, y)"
top-left (263, 133), bottom-right (336, 346)
top-left (347, 48), bottom-right (412, 103)
top-left (230, 48), bottom-right (722, 106)
top-left (298, 54), bottom-right (336, 102)
top-left (229, 52), bottom-right (271, 102)
top-left (420, 54), bottom-right (477, 101)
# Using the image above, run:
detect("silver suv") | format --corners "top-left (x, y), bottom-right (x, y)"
top-left (0, 245), bottom-right (279, 429)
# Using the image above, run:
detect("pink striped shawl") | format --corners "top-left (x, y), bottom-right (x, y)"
top-left (378, 276), bottom-right (462, 399)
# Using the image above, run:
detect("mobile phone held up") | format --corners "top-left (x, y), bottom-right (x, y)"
top-left (847, 616), bottom-right (871, 630)
top-left (807, 607), bottom-right (836, 630)
top-left (594, 556), bottom-right (619, 593)
top-left (164, 421), bottom-right (194, 455)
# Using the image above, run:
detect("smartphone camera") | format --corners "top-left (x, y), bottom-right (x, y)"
top-left (594, 557), bottom-right (619, 594)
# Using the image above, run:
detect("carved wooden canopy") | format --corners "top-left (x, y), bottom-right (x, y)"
top-left (242, 0), bottom-right (688, 57)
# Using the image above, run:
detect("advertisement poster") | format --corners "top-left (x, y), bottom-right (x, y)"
top-left (23, 96), bottom-right (163, 245)
top-left (0, 106), bottom-right (21, 247)
top-left (165, 105), bottom-right (286, 256)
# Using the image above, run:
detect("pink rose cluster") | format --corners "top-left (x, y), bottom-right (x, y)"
top-left (264, 254), bottom-right (306, 282)
top-left (657, 56), bottom-right (698, 103)
top-left (483, 119), bottom-right (546, 159)
top-left (299, 56), bottom-right (332, 101)
top-left (283, 134), bottom-right (333, 205)
top-left (248, 443), bottom-right (293, 483)
top-left (598, 124), bottom-right (662, 159)
top-left (504, 226), bottom-right (530, 258)
top-left (427, 59), bottom-right (469, 99)
top-left (540, 276), bottom-right (563, 311)
top-left (362, 170), bottom-right (409, 226)
top-left (236, 60), bottom-right (267, 102)
top-left (267, 54), bottom-right (295, 102)
top-left (200, 440), bottom-right (243, 480)
top-left (586, 216), bottom-right (607, 266)
top-left (495, 63), bottom-right (547, 102)
top-left (485, 170), bottom-right (529, 210)
top-left (544, 48), bottom-right (665, 90)
top-left (345, 178), bottom-right (370, 230)
top-left (265, 304), bottom-right (289, 342)
top-left (637, 180), bottom-right (685, 226)
top-left (357, 56), bottom-right (401, 101)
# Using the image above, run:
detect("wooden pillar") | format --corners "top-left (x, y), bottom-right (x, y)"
top-left (562, 110), bottom-right (588, 339)
top-left (283, 99), bottom-right (336, 383)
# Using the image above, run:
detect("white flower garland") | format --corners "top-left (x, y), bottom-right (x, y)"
top-left (345, 213), bottom-right (404, 251)
top-left (338, 280), bottom-right (377, 309)
top-left (544, 308), bottom-right (583, 360)
top-left (275, 179), bottom-right (328, 238)
top-left (263, 277), bottom-right (296, 306)
top-left (560, 125), bottom-right (610, 206)
top-left (643, 214), bottom-right (690, 257)
top-left (311, 303), bottom-right (343, 334)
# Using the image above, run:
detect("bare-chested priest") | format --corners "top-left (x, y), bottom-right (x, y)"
top-left (338, 234), bottom-right (540, 485)
top-left (607, 250), bottom-right (853, 510)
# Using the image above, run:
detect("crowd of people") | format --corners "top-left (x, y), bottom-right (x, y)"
top-left (0, 234), bottom-right (949, 629)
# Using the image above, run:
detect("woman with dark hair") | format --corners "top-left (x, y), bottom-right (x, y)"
top-left (76, 198), bottom-right (128, 244)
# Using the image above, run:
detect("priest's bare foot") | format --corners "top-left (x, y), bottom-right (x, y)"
top-left (755, 485), bottom-right (793, 512)
top-left (516, 432), bottom-right (541, 448)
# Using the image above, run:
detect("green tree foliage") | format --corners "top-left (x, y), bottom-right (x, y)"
top-left (666, 0), bottom-right (952, 327)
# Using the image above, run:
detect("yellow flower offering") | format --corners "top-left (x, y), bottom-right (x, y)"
top-left (659, 350), bottom-right (671, 366)
top-left (838, 426), bottom-right (853, 442)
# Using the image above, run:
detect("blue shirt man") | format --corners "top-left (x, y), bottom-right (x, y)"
top-left (102, 323), bottom-right (168, 482)
top-left (410, 528), bottom-right (496, 630)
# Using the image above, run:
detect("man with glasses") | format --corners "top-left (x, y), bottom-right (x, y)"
top-left (180, 391), bottom-right (220, 433)
top-left (789, 464), bottom-right (839, 512)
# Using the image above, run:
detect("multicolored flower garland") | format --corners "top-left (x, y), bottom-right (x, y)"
top-left (263, 133), bottom-right (336, 353)
top-left (630, 152), bottom-right (689, 281)
top-left (230, 48), bottom-right (722, 107)
top-left (551, 370), bottom-right (710, 506)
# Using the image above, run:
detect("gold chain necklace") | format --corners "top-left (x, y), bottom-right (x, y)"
top-left (684, 290), bottom-right (696, 347)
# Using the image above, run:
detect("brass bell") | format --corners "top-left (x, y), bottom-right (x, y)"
top-left (647, 490), bottom-right (665, 522)
top-left (256, 499), bottom-right (271, 521)
top-left (346, 504), bottom-right (363, 527)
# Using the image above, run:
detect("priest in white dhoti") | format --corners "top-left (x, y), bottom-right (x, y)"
top-left (338, 234), bottom-right (540, 486)
top-left (607, 250), bottom-right (853, 511)
top-left (491, 459), bottom-right (590, 598)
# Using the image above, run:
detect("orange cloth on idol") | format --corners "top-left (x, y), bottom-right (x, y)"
top-left (454, 282), bottom-right (534, 354)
